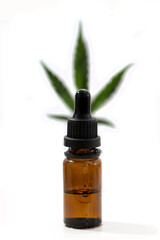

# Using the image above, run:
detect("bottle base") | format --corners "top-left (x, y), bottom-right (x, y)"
top-left (64, 218), bottom-right (101, 229)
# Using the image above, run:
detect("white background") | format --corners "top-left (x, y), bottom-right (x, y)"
top-left (0, 0), bottom-right (160, 239)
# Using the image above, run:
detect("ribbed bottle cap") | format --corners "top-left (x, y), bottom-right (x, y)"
top-left (64, 89), bottom-right (101, 148)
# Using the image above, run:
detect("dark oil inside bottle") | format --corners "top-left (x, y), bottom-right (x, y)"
top-left (64, 189), bottom-right (101, 228)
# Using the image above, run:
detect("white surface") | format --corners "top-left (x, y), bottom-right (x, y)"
top-left (0, 0), bottom-right (160, 239)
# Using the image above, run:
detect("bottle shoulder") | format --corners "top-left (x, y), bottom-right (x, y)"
top-left (63, 157), bottom-right (101, 164)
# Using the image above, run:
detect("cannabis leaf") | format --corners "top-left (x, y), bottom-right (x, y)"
top-left (97, 118), bottom-right (115, 128)
top-left (74, 23), bottom-right (89, 90)
top-left (48, 114), bottom-right (70, 120)
top-left (48, 115), bottom-right (115, 127)
top-left (91, 64), bottom-right (132, 113)
top-left (41, 23), bottom-right (133, 128)
top-left (40, 61), bottom-right (74, 111)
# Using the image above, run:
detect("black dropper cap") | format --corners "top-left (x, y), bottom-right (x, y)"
top-left (64, 89), bottom-right (101, 148)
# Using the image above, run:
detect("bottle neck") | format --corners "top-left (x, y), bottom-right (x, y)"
top-left (64, 147), bottom-right (101, 160)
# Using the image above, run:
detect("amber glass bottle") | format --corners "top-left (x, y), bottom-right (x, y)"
top-left (64, 90), bottom-right (102, 228)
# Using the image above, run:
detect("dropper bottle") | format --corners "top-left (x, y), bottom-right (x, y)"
top-left (64, 89), bottom-right (102, 228)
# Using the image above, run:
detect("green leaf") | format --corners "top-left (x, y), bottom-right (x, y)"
top-left (48, 114), bottom-right (70, 120)
top-left (97, 118), bottom-right (115, 128)
top-left (41, 61), bottom-right (74, 111)
top-left (48, 114), bottom-right (115, 128)
top-left (74, 23), bottom-right (89, 90)
top-left (91, 64), bottom-right (133, 113)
